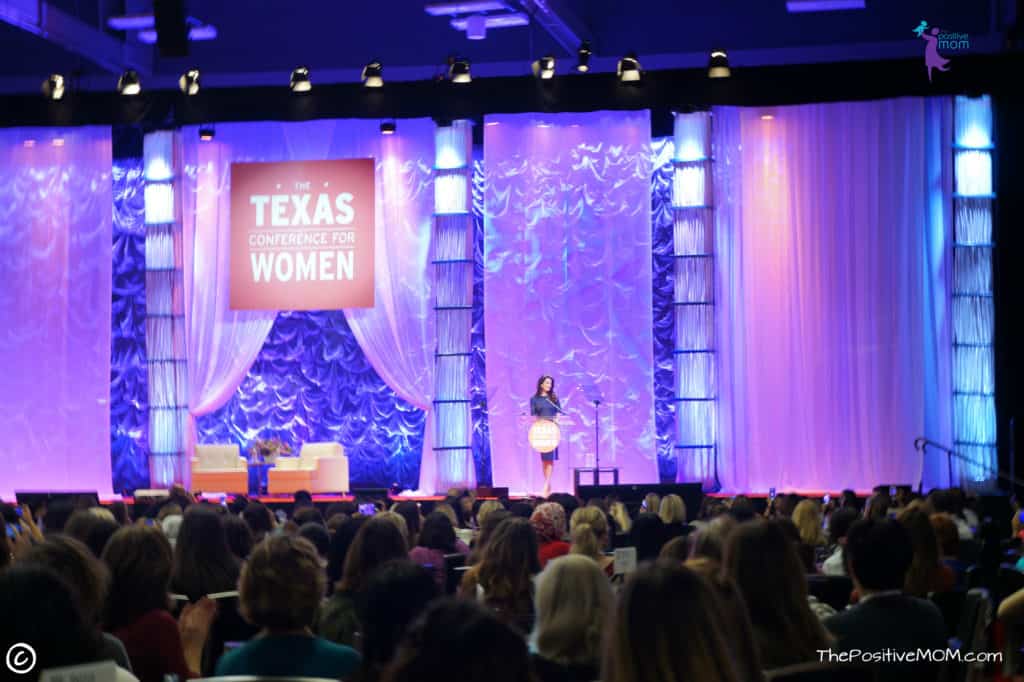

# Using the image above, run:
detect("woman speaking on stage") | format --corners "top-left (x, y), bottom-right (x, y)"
top-left (530, 375), bottom-right (561, 497)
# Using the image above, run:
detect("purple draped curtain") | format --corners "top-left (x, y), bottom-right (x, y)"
top-left (0, 127), bottom-right (113, 498)
top-left (714, 99), bottom-right (954, 493)
top-left (180, 120), bottom-right (435, 472)
top-left (483, 111), bottom-right (657, 493)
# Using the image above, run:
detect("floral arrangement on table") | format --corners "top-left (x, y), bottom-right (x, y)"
top-left (247, 437), bottom-right (292, 465)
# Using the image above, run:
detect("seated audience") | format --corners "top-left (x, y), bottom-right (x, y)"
top-left (409, 511), bottom-right (461, 588)
top-left (241, 501), bottom-right (276, 543)
top-left (641, 492), bottom-right (661, 516)
top-left (549, 492), bottom-right (581, 520)
top-left (317, 515), bottom-right (408, 646)
top-left (391, 501), bottom-right (422, 547)
top-left (293, 506), bottom-right (326, 527)
top-left (629, 513), bottom-right (666, 562)
top-left (659, 535), bottom-right (689, 563)
top-left (170, 504), bottom-right (240, 601)
top-left (727, 495), bottom-right (757, 523)
top-left (222, 513), bottom-right (254, 560)
top-left (775, 517), bottom-right (816, 573)
top-left (863, 492), bottom-right (891, 521)
top-left (19, 535), bottom-right (132, 670)
top-left (824, 518), bottom-right (947, 682)
top-left (383, 598), bottom-right (533, 682)
top-left (723, 520), bottom-right (831, 669)
top-left (608, 500), bottom-right (632, 534)
top-left (216, 534), bottom-right (360, 679)
top-left (459, 516), bottom-right (540, 634)
top-left (532, 502), bottom-right (571, 568)
top-left (469, 508), bottom-right (511, 564)
top-left (476, 499), bottom-right (505, 532)
top-left (41, 498), bottom-right (75, 534)
top-left (102, 525), bottom-right (216, 682)
top-left (840, 489), bottom-right (859, 511)
top-left (569, 505), bottom-right (614, 576)
top-left (690, 514), bottom-right (737, 563)
top-left (896, 506), bottom-right (954, 596)
top-left (929, 488), bottom-right (973, 539)
top-left (603, 560), bottom-right (749, 682)
top-left (792, 499), bottom-right (826, 548)
top-left (510, 501), bottom-right (535, 519)
top-left (931, 512), bottom-right (968, 589)
top-left (658, 494), bottom-right (692, 542)
top-left (64, 508), bottom-right (121, 557)
top-left (821, 506), bottom-right (859, 576)
top-left (0, 566), bottom-right (108, 681)
top-left (533, 555), bottom-right (613, 682)
top-left (376, 510), bottom-right (412, 549)
top-left (326, 516), bottom-right (366, 595)
top-left (299, 522), bottom-right (332, 564)
top-left (355, 560), bottom-right (439, 682)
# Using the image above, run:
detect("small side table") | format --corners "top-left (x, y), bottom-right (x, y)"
top-left (573, 466), bottom-right (620, 494)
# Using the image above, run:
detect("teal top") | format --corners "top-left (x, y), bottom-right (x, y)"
top-left (214, 634), bottom-right (360, 679)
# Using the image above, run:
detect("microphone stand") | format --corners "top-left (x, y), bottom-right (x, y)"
top-left (593, 399), bottom-right (601, 472)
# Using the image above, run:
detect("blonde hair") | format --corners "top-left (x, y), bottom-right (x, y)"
top-left (375, 510), bottom-right (411, 550)
top-left (88, 507), bottom-right (117, 523)
top-left (643, 493), bottom-right (661, 515)
top-left (535, 555), bottom-right (612, 666)
top-left (791, 500), bottom-right (826, 546)
top-left (477, 500), bottom-right (503, 529)
top-left (435, 503), bottom-right (459, 530)
top-left (658, 494), bottom-right (686, 525)
top-left (609, 501), bottom-right (631, 533)
top-left (570, 506), bottom-right (609, 559)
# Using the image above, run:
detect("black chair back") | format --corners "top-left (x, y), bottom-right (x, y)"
top-left (945, 588), bottom-right (992, 682)
top-left (931, 590), bottom-right (967, 639)
top-left (766, 662), bottom-right (876, 682)
top-left (444, 552), bottom-right (466, 595)
top-left (806, 574), bottom-right (853, 612)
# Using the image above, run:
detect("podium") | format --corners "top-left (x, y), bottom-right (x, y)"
top-left (518, 414), bottom-right (577, 495)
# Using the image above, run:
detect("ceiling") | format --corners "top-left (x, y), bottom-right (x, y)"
top-left (0, 0), bottom-right (1008, 93)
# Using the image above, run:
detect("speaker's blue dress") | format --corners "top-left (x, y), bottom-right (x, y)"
top-left (530, 395), bottom-right (560, 462)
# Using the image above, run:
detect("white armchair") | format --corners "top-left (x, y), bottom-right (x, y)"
top-left (191, 444), bottom-right (248, 493)
top-left (267, 442), bottom-right (349, 495)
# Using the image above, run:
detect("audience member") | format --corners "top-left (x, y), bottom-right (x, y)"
top-left (476, 499), bottom-right (504, 531)
top-left (300, 522), bottom-right (331, 563)
top-left (242, 501), bottom-right (276, 543)
top-left (383, 598), bottom-right (533, 682)
top-left (608, 500), bottom-right (632, 534)
top-left (791, 499), bottom-right (826, 547)
top-left (0, 566), bottom-right (105, 681)
top-left (459, 516), bottom-right (540, 634)
top-left (641, 493), bottom-right (660, 516)
top-left (727, 495), bottom-right (757, 523)
top-left (293, 506), bottom-right (325, 527)
top-left (931, 512), bottom-right (968, 589)
top-left (775, 517), bottom-right (816, 573)
top-left (293, 489), bottom-right (314, 510)
top-left (326, 516), bottom-right (366, 594)
top-left (658, 494), bottom-right (691, 543)
top-left (863, 492), bottom-right (891, 521)
top-left (376, 510), bottom-right (412, 549)
top-left (391, 501), bottom-right (422, 547)
top-left (629, 513), bottom-right (666, 562)
top-left (223, 513), bottom-right (255, 560)
top-left (42, 498), bottom-right (75, 534)
top-left (659, 536), bottom-right (689, 563)
top-left (317, 515), bottom-right (408, 646)
top-left (723, 521), bottom-right (831, 669)
top-left (510, 501), bottom-right (535, 519)
top-left (64, 509), bottom-right (121, 557)
top-left (532, 502), bottom-right (570, 568)
top-left (690, 515), bottom-right (737, 563)
top-left (569, 505), bottom-right (614, 576)
top-left (824, 518), bottom-right (947, 682)
top-left (355, 560), bottom-right (439, 682)
top-left (19, 535), bottom-right (132, 670)
top-left (822, 507), bottom-right (859, 576)
top-left (216, 534), bottom-right (360, 679)
top-left (603, 561), bottom-right (747, 682)
top-left (409, 511), bottom-right (460, 588)
top-left (101, 525), bottom-right (216, 682)
top-left (549, 492), bottom-right (581, 520)
top-left (533, 555), bottom-right (612, 682)
top-left (469, 508), bottom-right (511, 564)
top-left (170, 504), bottom-right (241, 600)
top-left (896, 506), bottom-right (954, 596)
top-left (108, 501), bottom-right (132, 526)
top-left (840, 489), bottom-right (859, 511)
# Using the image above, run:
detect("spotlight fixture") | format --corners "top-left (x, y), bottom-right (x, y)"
top-left (199, 127), bottom-right (215, 141)
top-left (117, 70), bottom-right (141, 96)
top-left (532, 55), bottom-right (556, 79)
top-left (380, 121), bottom-right (397, 135)
top-left (290, 66), bottom-right (311, 93)
top-left (708, 50), bottom-right (731, 79)
top-left (178, 68), bottom-right (201, 95)
top-left (448, 58), bottom-right (471, 83)
top-left (362, 60), bottom-right (383, 88)
top-left (616, 52), bottom-right (641, 83)
top-left (41, 73), bottom-right (65, 100)
top-left (576, 41), bottom-right (592, 73)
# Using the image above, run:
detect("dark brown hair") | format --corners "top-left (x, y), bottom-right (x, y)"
top-left (171, 504), bottom-right (240, 600)
top-left (240, 534), bottom-right (324, 631)
top-left (101, 525), bottom-right (174, 630)
top-left (338, 515), bottom-right (408, 593)
top-left (461, 517), bottom-right (539, 632)
top-left (21, 535), bottom-right (110, 625)
top-left (534, 374), bottom-right (559, 404)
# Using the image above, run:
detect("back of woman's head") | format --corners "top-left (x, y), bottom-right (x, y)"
top-left (642, 493), bottom-right (661, 515)
top-left (242, 501), bottom-right (275, 540)
top-left (630, 513), bottom-right (666, 561)
top-left (570, 506), bottom-right (609, 559)
top-left (897, 507), bottom-right (941, 597)
top-left (327, 516), bottom-right (366, 591)
top-left (392, 501), bottom-right (422, 544)
top-left (481, 517), bottom-right (541, 585)
top-left (864, 493), bottom-right (891, 521)
top-left (435, 502), bottom-right (460, 529)
top-left (223, 513), bottom-right (255, 560)
top-left (293, 506), bottom-right (325, 527)
top-left (690, 514), bottom-right (737, 562)
top-left (383, 598), bottom-right (532, 682)
top-left (101, 525), bottom-right (173, 630)
top-left (658, 494), bottom-right (686, 525)
top-left (659, 536), bottom-right (689, 563)
top-left (340, 515), bottom-right (408, 593)
top-left (531, 502), bottom-right (567, 545)
top-left (471, 509), bottom-right (511, 564)
top-left (63, 510), bottom-right (120, 557)
top-left (241, 534), bottom-right (324, 631)
top-left (20, 535), bottom-right (109, 625)
top-left (791, 500), bottom-right (825, 546)
top-left (376, 510), bottom-right (411, 549)
top-left (419, 511), bottom-right (457, 552)
top-left (0, 566), bottom-right (100, 681)
top-left (476, 500), bottom-right (504, 529)
top-left (171, 503), bottom-right (239, 599)
top-left (609, 501), bottom-right (632, 533)
top-left (535, 555), bottom-right (612, 666)
top-left (357, 560), bottom-right (439, 676)
top-left (603, 561), bottom-right (740, 682)
top-left (930, 512), bottom-right (960, 558)
top-left (722, 520), bottom-right (828, 668)
top-left (299, 522), bottom-right (331, 560)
